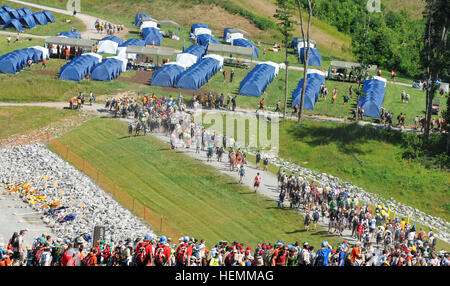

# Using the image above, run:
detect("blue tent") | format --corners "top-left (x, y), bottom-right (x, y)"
top-left (191, 23), bottom-right (209, 33)
top-left (59, 55), bottom-right (100, 81)
top-left (182, 45), bottom-right (206, 59)
top-left (20, 8), bottom-right (33, 15)
top-left (1, 5), bottom-right (13, 13)
top-left (0, 48), bottom-right (43, 74)
top-left (119, 38), bottom-right (146, 47)
top-left (232, 38), bottom-right (258, 58)
top-left (19, 14), bottom-right (37, 29)
top-left (3, 19), bottom-right (23, 32)
top-left (299, 47), bottom-right (322, 66)
top-left (239, 63), bottom-right (277, 97)
top-left (57, 31), bottom-right (81, 39)
top-left (42, 10), bottom-right (55, 23)
top-left (8, 10), bottom-right (20, 19)
top-left (223, 27), bottom-right (233, 40)
top-left (16, 9), bottom-right (25, 18)
top-left (357, 77), bottom-right (387, 117)
top-left (134, 14), bottom-right (150, 26)
top-left (101, 36), bottom-right (123, 45)
top-left (291, 70), bottom-right (326, 110)
top-left (291, 37), bottom-right (304, 49)
top-left (151, 64), bottom-right (185, 87)
top-left (175, 57), bottom-right (221, 90)
top-left (32, 12), bottom-right (48, 25)
top-left (0, 11), bottom-right (11, 25)
top-left (91, 58), bottom-right (123, 81)
top-left (196, 34), bottom-right (221, 47)
top-left (142, 27), bottom-right (162, 46)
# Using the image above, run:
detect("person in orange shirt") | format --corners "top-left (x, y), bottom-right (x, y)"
top-left (350, 242), bottom-right (363, 266)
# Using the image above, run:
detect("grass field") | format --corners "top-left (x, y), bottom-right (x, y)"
top-left (3, 2), bottom-right (85, 36)
top-left (0, 106), bottom-right (74, 139)
top-left (50, 117), bottom-right (343, 248)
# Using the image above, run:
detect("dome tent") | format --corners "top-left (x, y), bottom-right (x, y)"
top-left (196, 34), bottom-right (221, 47)
top-left (42, 10), bottom-right (55, 23)
top-left (239, 62), bottom-right (279, 97)
top-left (176, 45), bottom-right (206, 68)
top-left (97, 40), bottom-right (119, 54)
top-left (32, 12), bottom-right (48, 25)
top-left (291, 69), bottom-right (326, 110)
top-left (175, 55), bottom-right (223, 90)
top-left (357, 76), bottom-right (387, 117)
top-left (19, 14), bottom-right (37, 29)
top-left (57, 31), bottom-right (81, 39)
top-left (3, 18), bottom-right (23, 32)
top-left (119, 38), bottom-right (146, 47)
top-left (91, 58), bottom-right (124, 81)
top-left (151, 63), bottom-right (185, 87)
top-left (142, 27), bottom-right (162, 46)
top-left (101, 36), bottom-right (123, 45)
top-left (0, 48), bottom-right (43, 74)
top-left (231, 38), bottom-right (259, 58)
top-left (59, 54), bottom-right (101, 81)
top-left (0, 11), bottom-right (11, 25)
top-left (298, 47), bottom-right (322, 67)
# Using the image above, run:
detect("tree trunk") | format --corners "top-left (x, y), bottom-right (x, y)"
top-left (283, 47), bottom-right (288, 118)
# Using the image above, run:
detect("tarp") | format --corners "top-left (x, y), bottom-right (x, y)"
top-left (57, 31), bottom-right (81, 39)
top-left (119, 38), bottom-right (146, 47)
top-left (59, 54), bottom-right (100, 81)
top-left (135, 14), bottom-right (150, 26)
top-left (142, 27), bottom-right (162, 46)
top-left (151, 63), bottom-right (185, 87)
top-left (196, 34), bottom-right (221, 47)
top-left (3, 18), bottom-right (23, 32)
top-left (42, 10), bottom-right (55, 23)
top-left (194, 27), bottom-right (211, 36)
top-left (19, 14), bottom-right (36, 29)
top-left (291, 69), bottom-right (326, 110)
top-left (32, 12), bottom-right (48, 25)
top-left (91, 58), bottom-right (123, 81)
top-left (232, 38), bottom-right (258, 58)
top-left (239, 62), bottom-right (278, 97)
top-left (101, 36), bottom-right (123, 45)
top-left (175, 56), bottom-right (221, 90)
top-left (299, 47), bottom-right (322, 66)
top-left (357, 76), bottom-right (387, 117)
top-left (191, 23), bottom-right (209, 33)
top-left (0, 48), bottom-right (43, 74)
top-left (0, 11), bottom-right (11, 25)
top-left (97, 39), bottom-right (119, 54)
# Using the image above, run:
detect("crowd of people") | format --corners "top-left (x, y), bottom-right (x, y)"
top-left (94, 20), bottom-right (124, 36)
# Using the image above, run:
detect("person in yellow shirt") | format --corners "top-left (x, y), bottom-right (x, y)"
top-left (400, 218), bottom-right (406, 231)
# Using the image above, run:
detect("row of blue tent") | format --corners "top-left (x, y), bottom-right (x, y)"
top-left (176, 56), bottom-right (222, 90)
top-left (1, 6), bottom-right (54, 32)
top-left (0, 47), bottom-right (44, 74)
top-left (239, 62), bottom-right (279, 97)
top-left (91, 58), bottom-right (124, 81)
top-left (151, 45), bottom-right (207, 87)
top-left (57, 31), bottom-right (81, 39)
top-left (291, 70), bottom-right (326, 110)
top-left (357, 77), bottom-right (387, 117)
top-left (224, 28), bottom-right (259, 58)
top-left (59, 54), bottom-right (101, 81)
top-left (190, 23), bottom-right (222, 48)
top-left (142, 27), bottom-right (162, 46)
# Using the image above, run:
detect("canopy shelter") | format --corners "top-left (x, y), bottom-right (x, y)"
top-left (357, 76), bottom-right (387, 117)
top-left (59, 54), bottom-right (101, 81)
top-left (159, 20), bottom-right (180, 29)
top-left (91, 58), bottom-right (124, 81)
top-left (3, 18), bottom-right (23, 32)
top-left (298, 47), bottom-right (322, 67)
top-left (32, 12), bottom-right (48, 25)
top-left (231, 38), bottom-right (258, 58)
top-left (19, 14), bottom-right (36, 29)
top-left (196, 34), bottom-right (221, 47)
top-left (0, 47), bottom-right (43, 74)
top-left (176, 44), bottom-right (206, 68)
top-left (45, 36), bottom-right (97, 51)
top-left (142, 27), bottom-right (162, 46)
top-left (101, 36), bottom-right (123, 45)
top-left (328, 60), bottom-right (378, 82)
top-left (175, 55), bottom-right (223, 90)
top-left (151, 63), bottom-right (185, 87)
top-left (57, 31), bottom-right (81, 39)
top-left (291, 69), bottom-right (326, 110)
top-left (329, 60), bottom-right (378, 72)
top-left (239, 62), bottom-right (279, 97)
top-left (42, 10), bottom-right (54, 23)
top-left (207, 43), bottom-right (254, 58)
top-left (97, 39), bottom-right (119, 54)
top-left (0, 11), bottom-right (11, 25)
top-left (140, 20), bottom-right (159, 30)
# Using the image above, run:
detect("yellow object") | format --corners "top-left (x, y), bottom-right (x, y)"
top-left (407, 215), bottom-right (410, 225)
top-left (387, 207), bottom-right (390, 218)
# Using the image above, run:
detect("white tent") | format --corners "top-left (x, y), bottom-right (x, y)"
top-left (260, 61), bottom-right (280, 76)
top-left (296, 41), bottom-right (316, 51)
top-left (97, 40), bottom-right (119, 54)
top-left (226, 32), bottom-right (244, 43)
top-left (29, 46), bottom-right (49, 60)
top-left (203, 54), bottom-right (224, 68)
top-left (140, 21), bottom-right (159, 30)
top-left (107, 56), bottom-right (128, 72)
top-left (165, 61), bottom-right (187, 69)
top-left (81, 52), bottom-right (103, 63)
top-left (116, 46), bottom-right (137, 60)
top-left (176, 53), bottom-right (198, 68)
top-left (194, 27), bottom-right (212, 36)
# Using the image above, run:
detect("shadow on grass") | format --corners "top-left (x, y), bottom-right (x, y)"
top-left (285, 229), bottom-right (306, 234)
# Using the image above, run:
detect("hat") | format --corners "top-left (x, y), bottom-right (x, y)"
top-left (303, 242), bottom-right (309, 247)
top-left (144, 235), bottom-right (152, 240)
top-left (322, 241), bottom-right (328, 247)
top-left (184, 236), bottom-right (190, 242)
top-left (160, 236), bottom-right (167, 244)
top-left (338, 244), bottom-right (344, 249)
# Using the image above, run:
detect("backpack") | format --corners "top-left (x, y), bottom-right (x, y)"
top-left (263, 249), bottom-right (275, 266)
top-left (176, 244), bottom-right (188, 265)
top-left (135, 243), bottom-right (147, 265)
top-left (154, 245), bottom-right (167, 266)
top-left (240, 168), bottom-right (245, 176)
top-left (385, 236), bottom-right (392, 245)
top-left (225, 252), bottom-right (236, 266)
top-left (82, 254), bottom-right (95, 266)
top-left (34, 247), bottom-right (44, 265)
top-left (313, 211), bottom-right (319, 221)
top-left (314, 250), bottom-right (325, 266)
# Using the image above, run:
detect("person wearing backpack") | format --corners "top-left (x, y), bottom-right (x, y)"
top-left (314, 241), bottom-right (332, 266)
top-left (136, 235), bottom-right (153, 266)
top-left (175, 236), bottom-right (193, 266)
top-left (154, 236), bottom-right (171, 267)
top-left (255, 151), bottom-right (261, 169)
top-left (313, 208), bottom-right (320, 231)
top-left (239, 165), bottom-right (245, 184)
top-left (82, 249), bottom-right (97, 266)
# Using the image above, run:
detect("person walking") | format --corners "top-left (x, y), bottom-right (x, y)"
top-left (223, 69), bottom-right (228, 82)
top-left (230, 69), bottom-right (234, 83)
top-left (239, 165), bottom-right (245, 184)
top-left (254, 173), bottom-right (262, 192)
top-left (7, 35), bottom-right (11, 46)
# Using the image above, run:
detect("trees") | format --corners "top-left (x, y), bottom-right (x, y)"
top-left (274, 0), bottom-right (296, 118)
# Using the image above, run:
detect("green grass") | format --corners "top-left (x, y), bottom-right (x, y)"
top-left (0, 106), bottom-right (73, 139)
top-left (51, 117), bottom-right (343, 248)
top-left (3, 2), bottom-right (85, 36)
top-left (0, 35), bottom-right (45, 55)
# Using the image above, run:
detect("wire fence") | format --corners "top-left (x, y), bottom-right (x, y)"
top-left (45, 133), bottom-right (181, 240)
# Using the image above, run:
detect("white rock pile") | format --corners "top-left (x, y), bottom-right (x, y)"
top-left (0, 143), bottom-right (155, 242)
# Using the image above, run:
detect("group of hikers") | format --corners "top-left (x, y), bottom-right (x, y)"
top-left (94, 20), bottom-right (124, 36)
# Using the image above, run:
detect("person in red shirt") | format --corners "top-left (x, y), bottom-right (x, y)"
top-left (154, 236), bottom-right (171, 266)
top-left (254, 173), bottom-right (262, 192)
top-left (134, 235), bottom-right (153, 266)
top-left (175, 236), bottom-right (193, 266)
